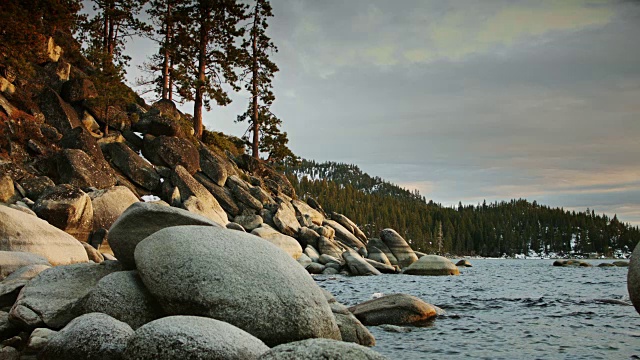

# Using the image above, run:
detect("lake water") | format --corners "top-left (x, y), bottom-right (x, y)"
top-left (316, 259), bottom-right (640, 360)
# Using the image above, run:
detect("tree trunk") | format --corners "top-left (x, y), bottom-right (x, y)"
top-left (193, 12), bottom-right (208, 139)
top-left (107, 1), bottom-right (116, 57)
top-left (161, 2), bottom-right (173, 100)
top-left (251, 4), bottom-right (260, 159)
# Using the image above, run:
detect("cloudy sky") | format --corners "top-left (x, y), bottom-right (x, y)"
top-left (125, 0), bottom-right (640, 225)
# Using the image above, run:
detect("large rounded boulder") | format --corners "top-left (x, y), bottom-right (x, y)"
top-left (628, 241), bottom-right (640, 315)
top-left (108, 202), bottom-right (221, 268)
top-left (123, 316), bottom-right (269, 360)
top-left (0, 205), bottom-right (88, 266)
top-left (258, 339), bottom-right (388, 360)
top-left (39, 313), bottom-right (133, 360)
top-left (403, 255), bottom-right (460, 276)
top-left (81, 271), bottom-right (164, 329)
top-left (134, 226), bottom-right (341, 346)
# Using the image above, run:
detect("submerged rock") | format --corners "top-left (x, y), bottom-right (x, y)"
top-left (348, 293), bottom-right (437, 327)
top-left (456, 259), bottom-right (472, 267)
top-left (403, 255), bottom-right (460, 276)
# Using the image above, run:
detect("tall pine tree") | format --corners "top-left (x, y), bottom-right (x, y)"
top-left (173, 0), bottom-right (246, 139)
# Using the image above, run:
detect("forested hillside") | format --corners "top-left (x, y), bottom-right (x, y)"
top-left (284, 160), bottom-right (640, 257)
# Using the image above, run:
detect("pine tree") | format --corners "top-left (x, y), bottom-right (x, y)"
top-left (236, 0), bottom-right (279, 158)
top-left (173, 0), bottom-right (247, 139)
top-left (81, 0), bottom-right (151, 69)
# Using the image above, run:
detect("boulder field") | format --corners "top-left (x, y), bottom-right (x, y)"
top-left (0, 57), bottom-right (456, 356)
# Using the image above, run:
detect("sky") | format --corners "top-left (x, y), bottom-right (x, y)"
top-left (122, 0), bottom-right (640, 225)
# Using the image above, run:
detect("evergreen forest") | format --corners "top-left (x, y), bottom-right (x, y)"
top-left (284, 159), bottom-right (640, 257)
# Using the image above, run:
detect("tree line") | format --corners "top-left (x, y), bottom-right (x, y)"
top-left (284, 160), bottom-right (640, 257)
top-left (0, 0), bottom-right (293, 162)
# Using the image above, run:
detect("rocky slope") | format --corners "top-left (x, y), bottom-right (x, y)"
top-left (0, 36), bottom-right (467, 358)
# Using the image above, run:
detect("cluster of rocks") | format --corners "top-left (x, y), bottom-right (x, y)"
top-left (552, 259), bottom-right (630, 268)
top-left (0, 37), bottom-right (463, 358)
top-left (0, 202), bottom-right (453, 359)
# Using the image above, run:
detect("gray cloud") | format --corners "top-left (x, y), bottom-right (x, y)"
top-left (123, 0), bottom-right (640, 225)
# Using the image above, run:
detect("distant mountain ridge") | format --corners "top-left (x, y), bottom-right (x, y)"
top-left (283, 159), bottom-right (640, 257)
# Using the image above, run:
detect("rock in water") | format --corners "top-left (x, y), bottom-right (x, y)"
top-left (108, 202), bottom-right (221, 269)
top-left (403, 255), bottom-right (460, 276)
top-left (379, 228), bottom-right (418, 268)
top-left (258, 339), bottom-right (388, 360)
top-left (367, 246), bottom-right (392, 266)
top-left (456, 259), bottom-right (472, 267)
top-left (123, 316), bottom-right (269, 360)
top-left (10, 261), bottom-right (123, 329)
top-left (39, 313), bottom-right (133, 360)
top-left (134, 226), bottom-right (341, 346)
top-left (324, 219), bottom-right (366, 250)
top-left (348, 293), bottom-right (437, 326)
top-left (0, 205), bottom-right (88, 266)
top-left (367, 238), bottom-right (398, 266)
top-left (342, 249), bottom-right (381, 276)
top-left (628, 242), bottom-right (640, 315)
top-left (82, 271), bottom-right (164, 329)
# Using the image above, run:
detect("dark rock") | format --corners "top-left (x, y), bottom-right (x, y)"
top-left (142, 135), bottom-right (199, 174)
top-left (60, 78), bottom-right (98, 103)
top-left (33, 184), bottom-right (94, 242)
top-left (365, 258), bottom-right (398, 274)
top-left (456, 259), bottom-right (472, 267)
top-left (199, 146), bottom-right (230, 186)
top-left (56, 149), bottom-right (118, 189)
top-left (18, 176), bottom-right (55, 201)
top-left (133, 113), bottom-right (181, 137)
top-left (38, 87), bottom-right (82, 134)
top-left (121, 130), bottom-right (143, 152)
top-left (226, 222), bottom-right (246, 232)
top-left (103, 142), bottom-right (160, 191)
top-left (0, 264), bottom-right (51, 308)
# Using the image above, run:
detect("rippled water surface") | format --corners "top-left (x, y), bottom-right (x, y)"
top-left (316, 259), bottom-right (640, 360)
